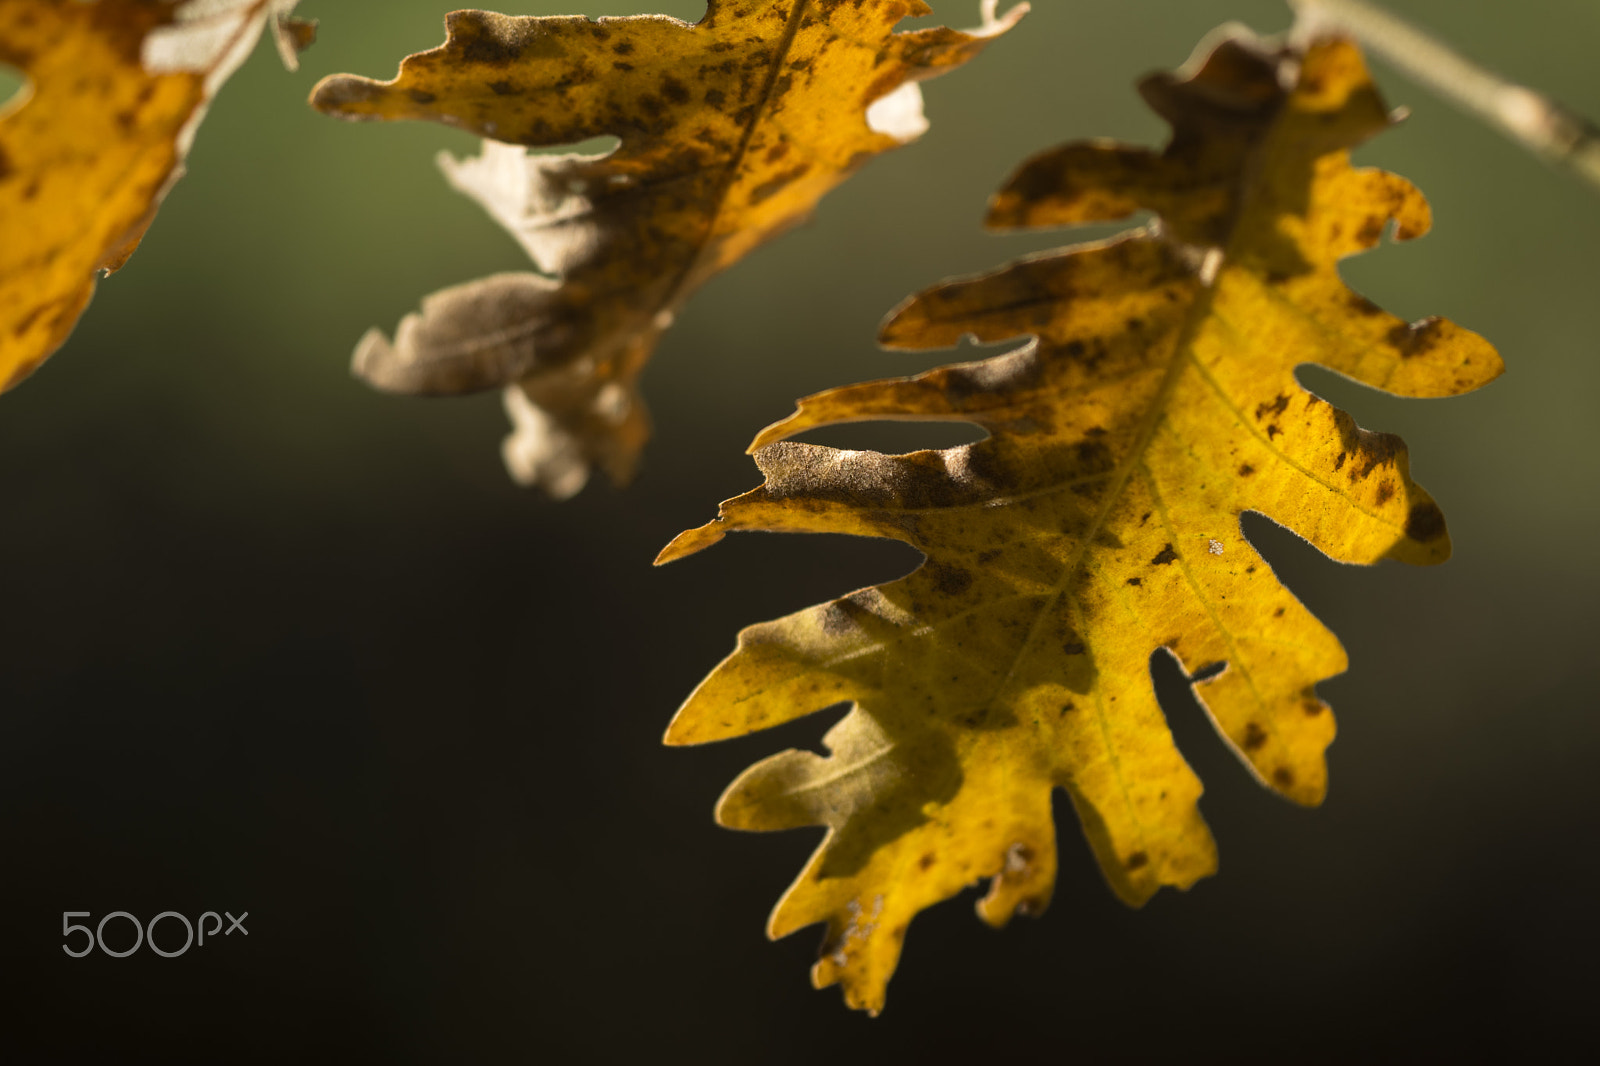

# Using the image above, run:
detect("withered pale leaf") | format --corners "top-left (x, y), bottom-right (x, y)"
top-left (0, 0), bottom-right (311, 391)
top-left (659, 31), bottom-right (1502, 1012)
top-left (310, 0), bottom-right (1027, 498)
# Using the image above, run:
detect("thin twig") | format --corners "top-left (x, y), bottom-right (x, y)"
top-left (1290, 0), bottom-right (1600, 192)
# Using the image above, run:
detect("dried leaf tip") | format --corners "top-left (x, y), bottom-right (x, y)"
top-left (272, 12), bottom-right (318, 72)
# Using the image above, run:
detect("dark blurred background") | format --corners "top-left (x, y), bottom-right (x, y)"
top-left (2, 1), bottom-right (1597, 1061)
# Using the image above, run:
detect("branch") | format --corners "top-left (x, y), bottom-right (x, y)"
top-left (1290, 0), bottom-right (1600, 192)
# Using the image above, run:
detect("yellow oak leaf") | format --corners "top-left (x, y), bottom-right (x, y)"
top-left (0, 0), bottom-right (313, 391)
top-left (657, 31), bottom-right (1502, 1013)
top-left (309, 0), bottom-right (1026, 498)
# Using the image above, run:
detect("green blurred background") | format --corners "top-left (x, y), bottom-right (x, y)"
top-left (2, 0), bottom-right (1597, 1059)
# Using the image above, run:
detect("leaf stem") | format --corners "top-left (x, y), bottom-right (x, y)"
top-left (1289, 0), bottom-right (1600, 192)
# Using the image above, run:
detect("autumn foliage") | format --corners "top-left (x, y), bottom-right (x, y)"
top-left (0, 0), bottom-right (312, 391)
top-left (308, 0), bottom-right (1024, 496)
top-left (658, 30), bottom-right (1498, 1011)
top-left (0, 0), bottom-right (1503, 1018)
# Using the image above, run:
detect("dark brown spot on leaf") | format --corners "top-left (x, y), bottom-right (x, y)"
top-left (661, 75), bottom-right (690, 104)
top-left (1387, 316), bottom-right (1446, 359)
top-left (1243, 722), bottom-right (1268, 751)
top-left (927, 564), bottom-right (972, 596)
top-left (457, 24), bottom-right (523, 66)
top-left (1255, 393), bottom-right (1290, 421)
top-left (1074, 437), bottom-right (1112, 471)
top-left (1405, 501), bottom-right (1447, 542)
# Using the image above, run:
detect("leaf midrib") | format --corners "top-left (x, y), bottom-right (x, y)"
top-left (659, 0), bottom-right (815, 314)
